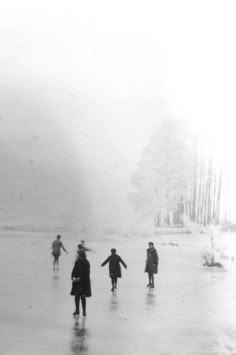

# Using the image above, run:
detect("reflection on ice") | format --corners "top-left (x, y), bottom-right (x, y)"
top-left (52, 273), bottom-right (59, 281)
top-left (146, 289), bottom-right (156, 307)
top-left (109, 293), bottom-right (119, 312)
top-left (70, 318), bottom-right (89, 355)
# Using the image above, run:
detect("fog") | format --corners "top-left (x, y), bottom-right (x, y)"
top-left (2, 3), bottom-right (236, 355)
top-left (1, 0), bottom-right (236, 227)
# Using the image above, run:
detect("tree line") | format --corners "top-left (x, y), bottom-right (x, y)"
top-left (129, 119), bottom-right (225, 227)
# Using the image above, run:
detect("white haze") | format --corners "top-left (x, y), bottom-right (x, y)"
top-left (0, 0), bottom-right (236, 227)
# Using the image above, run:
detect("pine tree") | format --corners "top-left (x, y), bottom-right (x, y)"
top-left (129, 119), bottom-right (195, 226)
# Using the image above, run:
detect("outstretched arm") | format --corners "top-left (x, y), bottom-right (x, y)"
top-left (61, 243), bottom-right (68, 254)
top-left (119, 257), bottom-right (127, 269)
top-left (101, 257), bottom-right (110, 267)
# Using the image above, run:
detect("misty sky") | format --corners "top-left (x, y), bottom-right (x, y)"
top-left (0, 1), bottom-right (236, 226)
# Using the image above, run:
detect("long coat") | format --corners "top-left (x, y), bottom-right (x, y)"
top-left (145, 248), bottom-right (158, 274)
top-left (70, 257), bottom-right (91, 297)
top-left (101, 254), bottom-right (127, 278)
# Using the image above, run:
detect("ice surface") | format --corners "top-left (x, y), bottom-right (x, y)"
top-left (0, 230), bottom-right (236, 355)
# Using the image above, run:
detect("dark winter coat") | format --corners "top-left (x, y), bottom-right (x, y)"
top-left (101, 254), bottom-right (127, 278)
top-left (70, 257), bottom-right (91, 297)
top-left (145, 248), bottom-right (158, 274)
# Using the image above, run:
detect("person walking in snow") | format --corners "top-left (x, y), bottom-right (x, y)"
top-left (51, 234), bottom-right (68, 270)
top-left (145, 242), bottom-right (158, 288)
top-left (101, 248), bottom-right (127, 292)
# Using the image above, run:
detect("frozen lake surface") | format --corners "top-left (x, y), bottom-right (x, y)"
top-left (1, 229), bottom-right (236, 355)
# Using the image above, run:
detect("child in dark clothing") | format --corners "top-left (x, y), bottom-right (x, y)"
top-left (101, 248), bottom-right (127, 291)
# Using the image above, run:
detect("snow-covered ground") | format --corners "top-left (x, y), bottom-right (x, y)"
top-left (0, 229), bottom-right (236, 355)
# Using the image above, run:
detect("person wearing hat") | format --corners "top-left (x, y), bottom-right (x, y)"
top-left (70, 250), bottom-right (91, 316)
top-left (101, 248), bottom-right (127, 292)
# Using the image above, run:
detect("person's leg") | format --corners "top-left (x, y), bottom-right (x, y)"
top-left (81, 296), bottom-right (86, 316)
top-left (73, 296), bottom-right (77, 315)
top-left (53, 254), bottom-right (57, 270)
top-left (56, 255), bottom-right (60, 269)
top-left (114, 277), bottom-right (117, 289)
top-left (53, 255), bottom-right (59, 269)
top-left (111, 276), bottom-right (115, 291)
top-left (147, 273), bottom-right (151, 287)
top-left (73, 295), bottom-right (80, 315)
top-left (150, 274), bottom-right (154, 288)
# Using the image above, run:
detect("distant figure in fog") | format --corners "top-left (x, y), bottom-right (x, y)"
top-left (77, 241), bottom-right (90, 253)
top-left (51, 234), bottom-right (68, 270)
top-left (76, 244), bottom-right (85, 260)
top-left (78, 240), bottom-right (90, 252)
top-left (75, 242), bottom-right (90, 262)
top-left (77, 243), bottom-right (85, 252)
top-left (145, 242), bottom-right (158, 288)
top-left (101, 248), bottom-right (127, 292)
top-left (70, 250), bottom-right (91, 316)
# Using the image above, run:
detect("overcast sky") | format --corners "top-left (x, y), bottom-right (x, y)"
top-left (0, 1), bottom-right (236, 226)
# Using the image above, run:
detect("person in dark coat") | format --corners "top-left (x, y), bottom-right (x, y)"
top-left (101, 248), bottom-right (127, 291)
top-left (70, 250), bottom-right (91, 316)
top-left (145, 242), bottom-right (158, 288)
